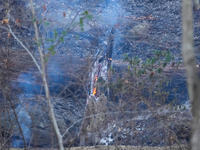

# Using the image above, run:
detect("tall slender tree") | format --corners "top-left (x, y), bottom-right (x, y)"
top-left (182, 0), bottom-right (200, 150)
top-left (29, 0), bottom-right (64, 149)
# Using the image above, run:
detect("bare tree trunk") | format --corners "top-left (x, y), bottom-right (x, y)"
top-left (79, 26), bottom-right (116, 146)
top-left (29, 0), bottom-right (64, 150)
top-left (182, 1), bottom-right (200, 150)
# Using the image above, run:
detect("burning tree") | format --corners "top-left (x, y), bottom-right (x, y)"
top-left (80, 25), bottom-right (116, 146)
top-left (89, 26), bottom-right (115, 99)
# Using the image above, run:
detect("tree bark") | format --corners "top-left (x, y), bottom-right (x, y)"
top-left (182, 1), bottom-right (200, 150)
top-left (29, 0), bottom-right (64, 150)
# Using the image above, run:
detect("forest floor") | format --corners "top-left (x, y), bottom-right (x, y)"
top-left (10, 144), bottom-right (189, 150)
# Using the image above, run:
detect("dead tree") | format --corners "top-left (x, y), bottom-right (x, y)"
top-left (79, 25), bottom-right (116, 146)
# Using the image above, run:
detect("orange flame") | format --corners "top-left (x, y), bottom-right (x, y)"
top-left (92, 88), bottom-right (97, 95)
top-left (92, 76), bottom-right (98, 95)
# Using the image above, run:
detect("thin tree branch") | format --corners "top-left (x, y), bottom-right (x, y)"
top-left (6, 25), bottom-right (42, 74)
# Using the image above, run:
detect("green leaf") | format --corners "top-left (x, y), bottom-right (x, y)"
top-left (32, 18), bottom-right (37, 23)
top-left (37, 42), bottom-right (42, 46)
top-left (80, 22), bottom-right (84, 28)
top-left (156, 68), bottom-right (163, 74)
top-left (163, 62), bottom-right (167, 68)
top-left (86, 14), bottom-right (93, 20)
top-left (140, 69), bottom-right (146, 74)
top-left (51, 50), bottom-right (55, 55)
top-left (44, 56), bottom-right (49, 63)
top-left (136, 59), bottom-right (140, 66)
top-left (81, 10), bottom-right (88, 15)
top-left (48, 45), bottom-right (54, 51)
top-left (46, 38), bottom-right (54, 43)
top-left (165, 52), bottom-right (174, 62)
top-left (147, 59), bottom-right (150, 65)
top-left (153, 49), bottom-right (160, 54)
top-left (44, 21), bottom-right (50, 26)
top-left (80, 17), bottom-right (83, 22)
top-left (62, 30), bottom-right (68, 36)
top-left (84, 10), bottom-right (88, 15)
top-left (127, 65), bottom-right (130, 70)
top-left (59, 37), bottom-right (64, 43)
top-left (153, 49), bottom-right (157, 53)
top-left (129, 59), bottom-right (132, 65)
top-left (166, 81), bottom-right (169, 86)
top-left (151, 57), bottom-right (156, 65)
top-left (123, 54), bottom-right (129, 62)
top-left (79, 17), bottom-right (84, 28)
top-left (177, 60), bottom-right (182, 68)
top-left (53, 30), bottom-right (58, 39)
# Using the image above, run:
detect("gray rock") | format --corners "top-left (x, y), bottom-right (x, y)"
top-left (126, 22), bottom-right (151, 38)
